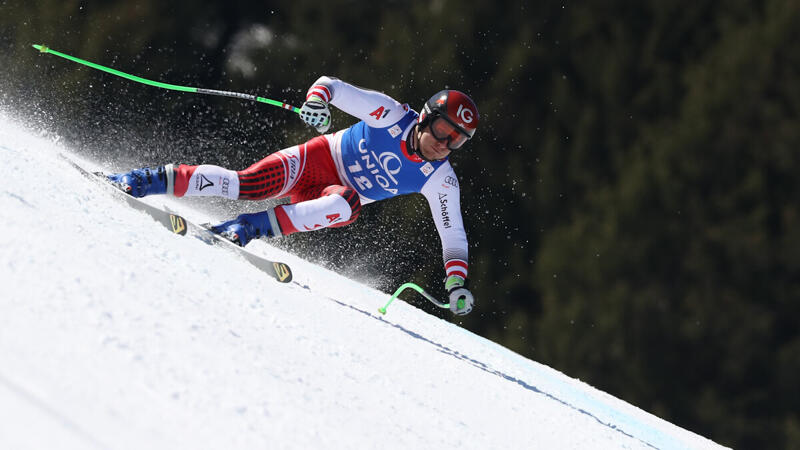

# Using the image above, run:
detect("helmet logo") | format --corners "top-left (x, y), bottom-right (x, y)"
top-left (456, 103), bottom-right (474, 124)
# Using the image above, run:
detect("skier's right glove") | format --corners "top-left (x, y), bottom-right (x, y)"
top-left (445, 275), bottom-right (474, 316)
top-left (299, 96), bottom-right (331, 134)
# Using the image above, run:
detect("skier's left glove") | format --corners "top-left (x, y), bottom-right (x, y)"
top-left (299, 96), bottom-right (331, 134)
top-left (445, 275), bottom-right (474, 316)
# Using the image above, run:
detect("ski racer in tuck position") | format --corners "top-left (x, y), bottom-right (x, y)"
top-left (108, 77), bottom-right (479, 315)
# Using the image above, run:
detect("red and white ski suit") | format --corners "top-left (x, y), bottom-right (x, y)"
top-left (172, 77), bottom-right (469, 280)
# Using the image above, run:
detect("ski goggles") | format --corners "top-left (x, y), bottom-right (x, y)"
top-left (429, 116), bottom-right (472, 150)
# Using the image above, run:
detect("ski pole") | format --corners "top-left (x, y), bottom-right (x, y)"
top-left (32, 44), bottom-right (300, 113)
top-left (378, 282), bottom-right (450, 315)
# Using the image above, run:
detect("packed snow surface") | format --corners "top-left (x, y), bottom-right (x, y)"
top-left (0, 113), bottom-right (727, 449)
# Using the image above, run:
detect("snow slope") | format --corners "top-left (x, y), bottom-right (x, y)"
top-left (0, 113), bottom-right (727, 450)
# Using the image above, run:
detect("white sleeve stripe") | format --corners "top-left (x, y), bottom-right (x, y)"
top-left (446, 266), bottom-right (468, 277)
top-left (446, 259), bottom-right (468, 269)
top-left (307, 85), bottom-right (331, 103)
top-left (445, 260), bottom-right (468, 277)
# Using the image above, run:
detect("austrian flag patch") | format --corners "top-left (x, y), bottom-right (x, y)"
top-left (388, 124), bottom-right (403, 138)
top-left (420, 162), bottom-right (434, 176)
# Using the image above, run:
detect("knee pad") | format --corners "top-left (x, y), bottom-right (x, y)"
top-left (321, 185), bottom-right (361, 226)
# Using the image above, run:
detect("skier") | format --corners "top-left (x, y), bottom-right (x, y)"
top-left (108, 77), bottom-right (478, 315)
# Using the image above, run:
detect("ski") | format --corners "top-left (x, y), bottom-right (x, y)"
top-left (61, 154), bottom-right (293, 283)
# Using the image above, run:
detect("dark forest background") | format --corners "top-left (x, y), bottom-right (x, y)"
top-left (2, 1), bottom-right (799, 448)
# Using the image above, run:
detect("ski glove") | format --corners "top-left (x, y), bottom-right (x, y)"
top-left (299, 97), bottom-right (332, 134)
top-left (445, 275), bottom-right (474, 316)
